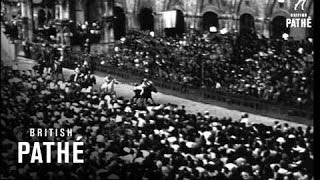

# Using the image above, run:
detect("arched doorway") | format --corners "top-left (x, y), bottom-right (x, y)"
top-left (139, 8), bottom-right (154, 31)
top-left (271, 16), bottom-right (289, 39)
top-left (113, 6), bottom-right (126, 40)
top-left (176, 10), bottom-right (185, 36)
top-left (86, 1), bottom-right (100, 22)
top-left (239, 13), bottom-right (255, 35)
top-left (165, 10), bottom-right (185, 37)
top-left (38, 9), bottom-right (46, 28)
top-left (202, 12), bottom-right (219, 31)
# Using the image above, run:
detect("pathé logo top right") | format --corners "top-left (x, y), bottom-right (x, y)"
top-left (294, 0), bottom-right (307, 11)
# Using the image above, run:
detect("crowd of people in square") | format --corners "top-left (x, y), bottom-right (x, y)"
top-left (100, 30), bottom-right (313, 108)
top-left (1, 61), bottom-right (313, 180)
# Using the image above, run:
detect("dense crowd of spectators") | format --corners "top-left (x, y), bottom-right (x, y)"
top-left (101, 30), bottom-right (313, 108)
top-left (1, 61), bottom-right (313, 180)
top-left (73, 21), bottom-right (102, 46)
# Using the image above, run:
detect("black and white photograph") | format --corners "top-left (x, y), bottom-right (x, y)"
top-left (0, 0), bottom-right (314, 179)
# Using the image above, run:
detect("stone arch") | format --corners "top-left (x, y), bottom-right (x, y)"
top-left (267, 0), bottom-right (292, 18)
top-left (114, 6), bottom-right (126, 40)
top-left (175, 9), bottom-right (185, 35)
top-left (170, 4), bottom-right (185, 12)
top-left (237, 0), bottom-right (257, 34)
top-left (201, 5), bottom-right (220, 16)
top-left (115, 1), bottom-right (127, 12)
top-left (134, 0), bottom-right (155, 17)
top-left (239, 7), bottom-right (255, 17)
top-left (137, 0), bottom-right (154, 12)
top-left (164, 9), bottom-right (185, 37)
top-left (270, 10), bottom-right (290, 20)
top-left (139, 7), bottom-right (154, 31)
top-left (239, 13), bottom-right (255, 34)
top-left (236, 0), bottom-right (257, 16)
top-left (202, 11), bottom-right (219, 31)
top-left (271, 15), bottom-right (289, 38)
top-left (86, 0), bottom-right (102, 22)
top-left (38, 9), bottom-right (46, 27)
top-left (201, 4), bottom-right (221, 32)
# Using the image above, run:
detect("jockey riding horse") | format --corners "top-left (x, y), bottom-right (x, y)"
top-left (132, 78), bottom-right (157, 105)
top-left (101, 75), bottom-right (119, 96)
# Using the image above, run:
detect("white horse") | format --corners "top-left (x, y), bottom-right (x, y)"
top-left (101, 77), bottom-right (119, 94)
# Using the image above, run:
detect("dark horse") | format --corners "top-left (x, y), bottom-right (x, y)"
top-left (141, 84), bottom-right (157, 105)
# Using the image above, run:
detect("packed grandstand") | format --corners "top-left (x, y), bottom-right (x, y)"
top-left (102, 30), bottom-right (313, 108)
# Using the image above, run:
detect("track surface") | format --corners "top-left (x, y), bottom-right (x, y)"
top-left (3, 56), bottom-right (312, 129)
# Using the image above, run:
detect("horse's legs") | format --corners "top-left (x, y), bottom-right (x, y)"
top-left (131, 97), bottom-right (138, 104)
top-left (141, 97), bottom-right (146, 106)
top-left (59, 72), bottom-right (64, 81)
top-left (143, 97), bottom-right (149, 105)
top-left (145, 97), bottom-right (155, 105)
top-left (150, 97), bottom-right (155, 104)
top-left (138, 97), bottom-right (143, 105)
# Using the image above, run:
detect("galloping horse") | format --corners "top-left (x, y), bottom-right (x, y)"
top-left (101, 77), bottom-right (119, 95)
top-left (140, 83), bottom-right (157, 105)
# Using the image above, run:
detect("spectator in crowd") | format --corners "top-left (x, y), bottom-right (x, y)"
top-left (52, 56), bottom-right (64, 80)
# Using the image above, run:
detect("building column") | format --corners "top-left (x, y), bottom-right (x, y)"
top-left (75, 0), bottom-right (85, 24)
top-left (55, 0), bottom-right (71, 47)
top-left (154, 12), bottom-right (163, 36)
top-left (255, 17), bottom-right (265, 35)
top-left (101, 0), bottom-right (114, 53)
top-left (20, 0), bottom-right (33, 42)
top-left (264, 17), bottom-right (271, 38)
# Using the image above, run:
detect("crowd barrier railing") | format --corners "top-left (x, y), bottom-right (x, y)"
top-left (90, 60), bottom-right (313, 124)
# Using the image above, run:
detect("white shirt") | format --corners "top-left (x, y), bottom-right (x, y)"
top-left (240, 117), bottom-right (249, 125)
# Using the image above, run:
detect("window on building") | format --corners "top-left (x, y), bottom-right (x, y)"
top-left (278, 0), bottom-right (285, 8)
top-left (279, 2), bottom-right (284, 8)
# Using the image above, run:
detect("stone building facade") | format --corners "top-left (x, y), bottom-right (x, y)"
top-left (3, 0), bottom-right (313, 53)
top-left (80, 0), bottom-right (313, 52)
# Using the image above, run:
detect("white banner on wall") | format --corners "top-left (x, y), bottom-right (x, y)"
top-left (220, 28), bottom-right (228, 34)
top-left (161, 10), bottom-right (177, 28)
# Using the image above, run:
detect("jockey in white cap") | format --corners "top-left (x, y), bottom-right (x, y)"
top-left (141, 77), bottom-right (153, 88)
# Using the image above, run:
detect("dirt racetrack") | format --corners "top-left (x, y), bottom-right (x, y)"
top-left (3, 56), bottom-right (312, 129)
